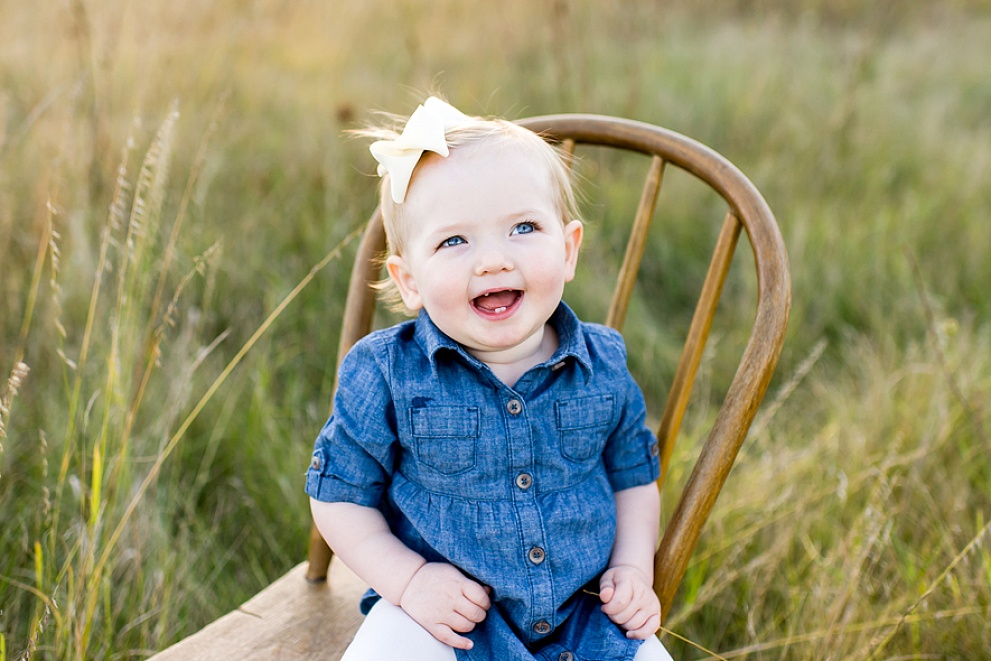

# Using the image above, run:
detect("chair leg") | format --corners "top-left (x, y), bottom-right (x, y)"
top-left (306, 522), bottom-right (334, 583)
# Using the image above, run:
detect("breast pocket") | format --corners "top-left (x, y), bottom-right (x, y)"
top-left (555, 395), bottom-right (616, 462)
top-left (410, 406), bottom-right (479, 475)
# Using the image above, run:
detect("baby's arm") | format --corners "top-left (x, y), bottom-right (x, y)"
top-left (599, 483), bottom-right (661, 639)
top-left (310, 499), bottom-right (490, 650)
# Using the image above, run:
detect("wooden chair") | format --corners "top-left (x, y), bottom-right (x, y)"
top-left (150, 114), bottom-right (790, 659)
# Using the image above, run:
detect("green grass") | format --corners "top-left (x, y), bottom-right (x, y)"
top-left (2, 1), bottom-right (990, 658)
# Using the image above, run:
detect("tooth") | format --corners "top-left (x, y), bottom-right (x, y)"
top-left (494, 306), bottom-right (507, 313)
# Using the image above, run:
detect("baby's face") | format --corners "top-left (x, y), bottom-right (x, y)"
top-left (386, 143), bottom-right (582, 363)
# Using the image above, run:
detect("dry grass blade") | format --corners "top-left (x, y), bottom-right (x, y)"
top-left (696, 606), bottom-right (990, 659)
top-left (866, 518), bottom-right (991, 659)
top-left (659, 625), bottom-right (728, 661)
top-left (905, 247), bottom-right (987, 447)
top-left (13, 220), bottom-right (51, 367)
top-left (749, 338), bottom-right (827, 438)
top-left (88, 221), bottom-right (366, 593)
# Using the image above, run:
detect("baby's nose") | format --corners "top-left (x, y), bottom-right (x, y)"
top-left (474, 246), bottom-right (514, 275)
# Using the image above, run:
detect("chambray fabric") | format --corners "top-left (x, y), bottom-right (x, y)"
top-left (307, 303), bottom-right (661, 661)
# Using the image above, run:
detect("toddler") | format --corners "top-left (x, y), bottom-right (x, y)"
top-left (307, 97), bottom-right (673, 661)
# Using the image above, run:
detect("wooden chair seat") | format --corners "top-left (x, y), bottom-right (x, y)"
top-left (151, 558), bottom-right (366, 660)
top-left (151, 113), bottom-right (790, 659)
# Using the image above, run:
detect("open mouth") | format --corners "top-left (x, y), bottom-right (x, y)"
top-left (472, 289), bottom-right (523, 316)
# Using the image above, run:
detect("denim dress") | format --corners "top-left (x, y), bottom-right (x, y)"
top-left (307, 303), bottom-right (661, 661)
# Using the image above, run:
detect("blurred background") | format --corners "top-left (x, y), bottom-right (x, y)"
top-left (1, 1), bottom-right (989, 658)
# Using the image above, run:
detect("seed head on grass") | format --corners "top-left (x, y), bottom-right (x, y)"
top-left (0, 361), bottom-right (30, 445)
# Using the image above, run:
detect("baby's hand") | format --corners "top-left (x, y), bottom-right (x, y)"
top-left (598, 565), bottom-right (661, 640)
top-left (400, 562), bottom-right (492, 650)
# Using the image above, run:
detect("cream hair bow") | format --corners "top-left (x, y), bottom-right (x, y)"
top-left (370, 97), bottom-right (469, 203)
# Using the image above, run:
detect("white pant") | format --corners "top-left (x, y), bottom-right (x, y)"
top-left (342, 599), bottom-right (674, 661)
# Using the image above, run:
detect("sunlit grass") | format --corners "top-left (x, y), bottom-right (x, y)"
top-left (2, 0), bottom-right (990, 658)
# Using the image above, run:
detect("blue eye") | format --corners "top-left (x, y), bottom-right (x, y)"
top-left (513, 222), bottom-right (536, 235)
top-left (440, 236), bottom-right (466, 248)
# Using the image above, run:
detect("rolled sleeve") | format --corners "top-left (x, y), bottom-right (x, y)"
top-left (600, 340), bottom-right (661, 492)
top-left (605, 452), bottom-right (659, 491)
top-left (306, 446), bottom-right (385, 506)
top-left (305, 339), bottom-right (398, 506)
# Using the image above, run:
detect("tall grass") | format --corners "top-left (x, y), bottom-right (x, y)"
top-left (1, 0), bottom-right (990, 658)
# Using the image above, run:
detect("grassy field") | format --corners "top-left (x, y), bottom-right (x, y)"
top-left (2, 0), bottom-right (990, 658)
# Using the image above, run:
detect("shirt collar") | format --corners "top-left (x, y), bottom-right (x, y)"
top-left (413, 302), bottom-right (594, 381)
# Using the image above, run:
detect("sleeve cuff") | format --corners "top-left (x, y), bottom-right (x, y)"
top-left (306, 469), bottom-right (383, 507)
top-left (607, 458), bottom-right (660, 492)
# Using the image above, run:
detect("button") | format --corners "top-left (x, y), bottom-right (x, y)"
top-left (506, 399), bottom-right (523, 415)
top-left (515, 473), bottom-right (533, 490)
top-left (559, 653), bottom-right (574, 661)
top-left (533, 620), bottom-right (551, 635)
top-left (310, 455), bottom-right (321, 470)
top-left (650, 442), bottom-right (660, 457)
top-left (528, 547), bottom-right (545, 564)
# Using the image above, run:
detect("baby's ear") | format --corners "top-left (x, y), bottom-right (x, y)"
top-left (562, 220), bottom-right (583, 282)
top-left (385, 255), bottom-right (423, 310)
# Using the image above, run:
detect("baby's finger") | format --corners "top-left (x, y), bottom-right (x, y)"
top-left (624, 612), bottom-right (661, 640)
top-left (619, 607), bottom-right (652, 632)
top-left (598, 574), bottom-right (618, 608)
top-left (429, 624), bottom-right (474, 650)
top-left (445, 611), bottom-right (482, 634)
top-left (463, 581), bottom-right (492, 610)
top-left (604, 602), bottom-right (639, 628)
top-left (600, 580), bottom-right (634, 615)
top-left (455, 600), bottom-right (489, 624)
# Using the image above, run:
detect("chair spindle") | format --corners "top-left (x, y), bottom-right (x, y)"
top-left (606, 155), bottom-right (666, 332)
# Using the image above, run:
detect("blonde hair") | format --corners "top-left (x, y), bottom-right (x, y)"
top-left (358, 105), bottom-right (582, 312)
